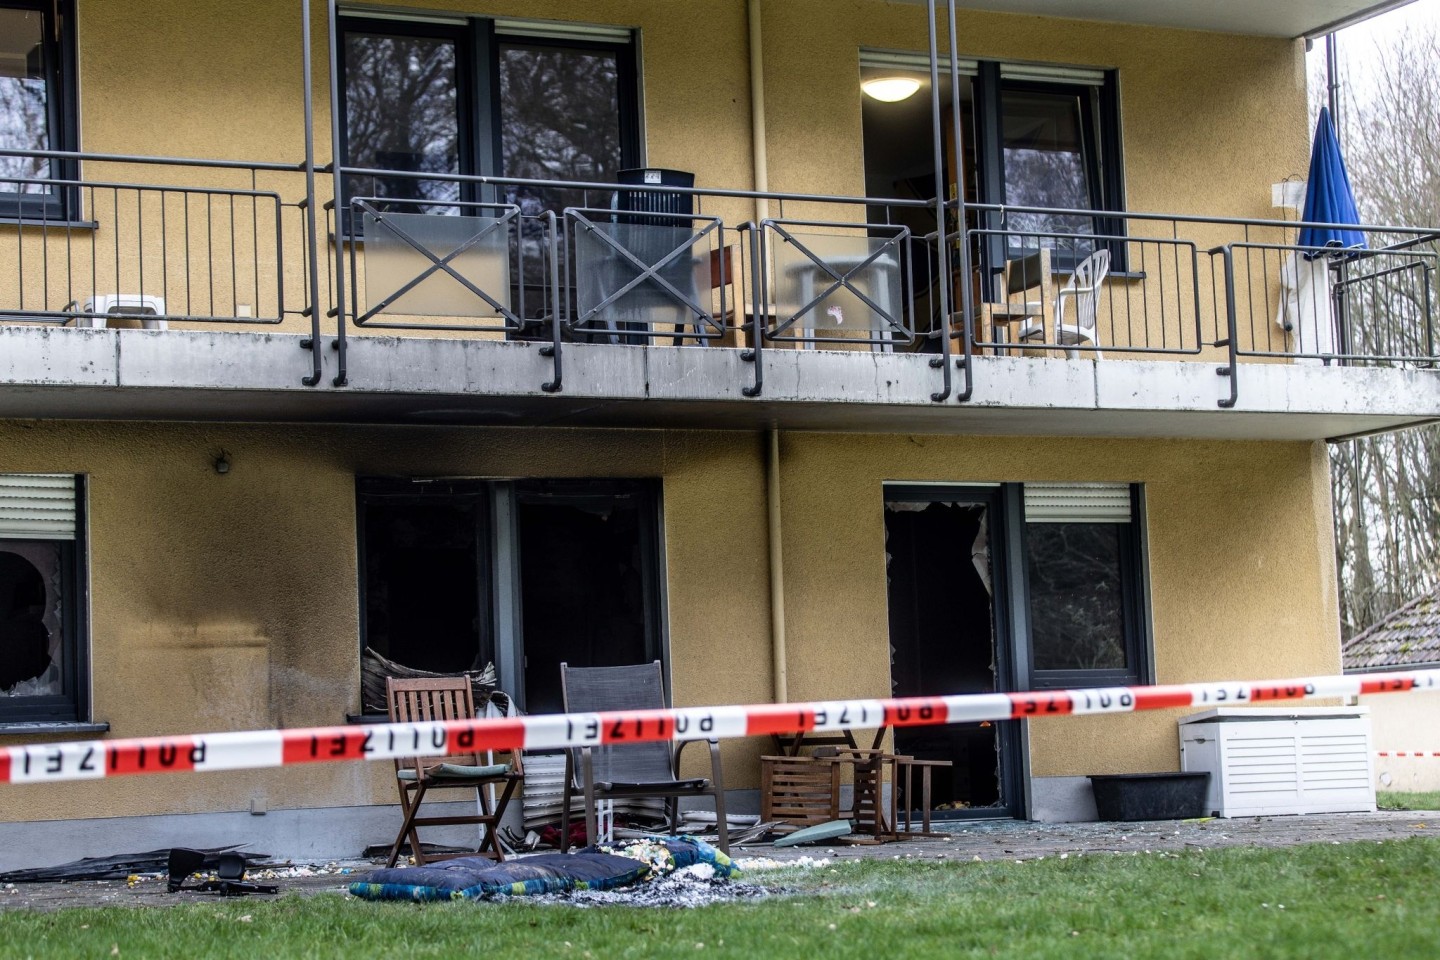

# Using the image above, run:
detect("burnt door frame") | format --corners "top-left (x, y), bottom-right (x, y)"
top-left (883, 482), bottom-right (1027, 819)
top-left (503, 478), bottom-right (666, 713)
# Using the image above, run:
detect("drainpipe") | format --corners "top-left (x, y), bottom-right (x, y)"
top-left (747, 0), bottom-right (769, 223)
top-left (766, 426), bottom-right (787, 703)
top-left (749, 2), bottom-right (784, 702)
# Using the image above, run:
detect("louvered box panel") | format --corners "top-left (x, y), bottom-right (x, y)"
top-left (520, 752), bottom-right (664, 831)
top-left (1178, 708), bottom-right (1376, 817)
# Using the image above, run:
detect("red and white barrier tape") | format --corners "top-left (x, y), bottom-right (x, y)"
top-left (4, 668), bottom-right (1438, 785)
top-left (1378, 751), bottom-right (1440, 758)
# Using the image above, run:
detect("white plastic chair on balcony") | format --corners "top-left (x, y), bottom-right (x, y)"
top-left (1017, 248), bottom-right (1110, 359)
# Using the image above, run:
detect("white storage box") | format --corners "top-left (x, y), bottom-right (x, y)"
top-left (1178, 707), bottom-right (1375, 818)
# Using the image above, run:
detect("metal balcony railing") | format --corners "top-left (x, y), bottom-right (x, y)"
top-left (0, 174), bottom-right (293, 328)
top-left (0, 148), bottom-right (326, 383)
top-left (2, 148), bottom-right (1438, 409)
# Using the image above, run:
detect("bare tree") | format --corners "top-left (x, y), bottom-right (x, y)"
top-left (1326, 21), bottom-right (1440, 637)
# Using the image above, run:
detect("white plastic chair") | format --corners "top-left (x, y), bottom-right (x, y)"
top-left (1018, 248), bottom-right (1110, 358)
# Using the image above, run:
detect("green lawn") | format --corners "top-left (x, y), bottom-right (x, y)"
top-left (5, 839), bottom-right (1439, 959)
top-left (1377, 790), bottom-right (1440, 811)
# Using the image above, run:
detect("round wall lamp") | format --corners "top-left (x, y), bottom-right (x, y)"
top-left (861, 76), bottom-right (922, 103)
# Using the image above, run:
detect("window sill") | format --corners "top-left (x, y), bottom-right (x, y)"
top-left (1047, 268), bottom-right (1147, 282)
top-left (0, 720), bottom-right (110, 736)
top-left (346, 713), bottom-right (388, 724)
top-left (0, 218), bottom-right (99, 230)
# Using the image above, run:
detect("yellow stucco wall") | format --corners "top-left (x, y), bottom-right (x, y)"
top-left (777, 433), bottom-right (1342, 777)
top-left (0, 421), bottom-right (773, 821)
top-left (8, 0), bottom-right (1307, 346)
top-left (0, 421), bottom-right (1340, 822)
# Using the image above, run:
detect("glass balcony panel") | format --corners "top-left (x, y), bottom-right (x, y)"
top-left (773, 232), bottom-right (903, 336)
top-left (363, 212), bottom-right (511, 319)
top-left (574, 220), bottom-right (710, 337)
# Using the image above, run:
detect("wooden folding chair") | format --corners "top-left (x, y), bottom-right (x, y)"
top-left (385, 676), bottom-right (523, 867)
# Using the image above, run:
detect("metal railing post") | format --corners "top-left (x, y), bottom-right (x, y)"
top-left (741, 222), bottom-right (764, 397)
top-left (298, 0), bottom-right (324, 386)
top-left (945, 0), bottom-right (972, 402)
top-left (1215, 245), bottom-right (1240, 408)
top-left (540, 210), bottom-right (564, 392)
top-left (326, 0), bottom-right (348, 386)
top-left (925, 0), bottom-right (954, 402)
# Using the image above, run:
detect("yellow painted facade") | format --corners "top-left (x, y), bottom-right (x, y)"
top-left (0, 1), bottom-right (1346, 831)
top-left (12, 0), bottom-right (1309, 347)
top-left (0, 420), bottom-right (1340, 820)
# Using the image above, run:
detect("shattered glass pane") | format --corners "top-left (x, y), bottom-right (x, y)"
top-left (0, 542), bottom-right (63, 697)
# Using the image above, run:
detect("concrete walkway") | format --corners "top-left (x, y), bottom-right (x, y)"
top-left (3, 811), bottom-right (1436, 913)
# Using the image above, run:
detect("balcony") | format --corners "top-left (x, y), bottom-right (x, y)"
top-left (1, 149), bottom-right (1437, 441)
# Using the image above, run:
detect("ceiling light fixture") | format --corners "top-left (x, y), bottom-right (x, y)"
top-left (861, 76), bottom-right (922, 103)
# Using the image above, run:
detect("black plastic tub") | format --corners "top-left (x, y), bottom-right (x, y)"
top-left (1088, 772), bottom-right (1211, 821)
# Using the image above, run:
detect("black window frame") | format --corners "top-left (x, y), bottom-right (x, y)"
top-left (0, 475), bottom-right (90, 725)
top-left (1019, 484), bottom-right (1152, 690)
top-left (0, 0), bottom-right (79, 222)
top-left (973, 63), bottom-right (1127, 276)
top-left (336, 15), bottom-right (480, 225)
top-left (337, 15), bottom-right (642, 216)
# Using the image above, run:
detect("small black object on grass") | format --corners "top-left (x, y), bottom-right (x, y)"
top-left (167, 848), bottom-right (278, 897)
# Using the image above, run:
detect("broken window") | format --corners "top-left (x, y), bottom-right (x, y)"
top-left (883, 488), bottom-right (1017, 817)
top-left (0, 474), bottom-right (87, 724)
top-left (517, 481), bottom-right (660, 716)
top-left (356, 478), bottom-right (662, 716)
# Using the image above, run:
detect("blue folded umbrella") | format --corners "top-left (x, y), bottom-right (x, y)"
top-left (1298, 107), bottom-right (1367, 260)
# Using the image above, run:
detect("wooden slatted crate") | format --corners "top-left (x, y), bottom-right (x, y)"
top-left (760, 755), bottom-right (842, 831)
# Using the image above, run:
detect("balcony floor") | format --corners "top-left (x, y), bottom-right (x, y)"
top-left (1, 327), bottom-right (1436, 441)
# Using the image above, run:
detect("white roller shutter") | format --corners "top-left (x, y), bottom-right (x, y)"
top-left (859, 48), bottom-right (978, 75)
top-left (0, 474), bottom-right (78, 539)
top-left (493, 18), bottom-right (633, 42)
top-left (1023, 482), bottom-right (1131, 523)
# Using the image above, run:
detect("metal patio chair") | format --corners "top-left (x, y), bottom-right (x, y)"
top-left (559, 661), bottom-right (729, 853)
top-left (384, 676), bottom-right (524, 867)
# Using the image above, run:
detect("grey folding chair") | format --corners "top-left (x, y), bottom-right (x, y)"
top-left (559, 661), bottom-right (728, 853)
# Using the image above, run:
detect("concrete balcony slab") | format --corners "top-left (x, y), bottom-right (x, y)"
top-left (0, 326), bottom-right (1434, 441)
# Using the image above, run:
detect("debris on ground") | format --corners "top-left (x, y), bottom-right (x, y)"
top-left (0, 847), bottom-right (263, 884)
top-left (166, 849), bottom-right (277, 897)
top-left (2, 811), bottom-right (1437, 913)
top-left (348, 836), bottom-right (738, 903)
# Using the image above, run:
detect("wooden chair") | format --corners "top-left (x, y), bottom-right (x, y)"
top-left (983, 248), bottom-right (1055, 353)
top-left (559, 661), bottom-right (728, 853)
top-left (384, 676), bottom-right (523, 867)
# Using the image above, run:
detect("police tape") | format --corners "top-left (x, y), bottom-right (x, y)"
top-left (1377, 751), bottom-right (1440, 758)
top-left (4, 668), bottom-right (1439, 785)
